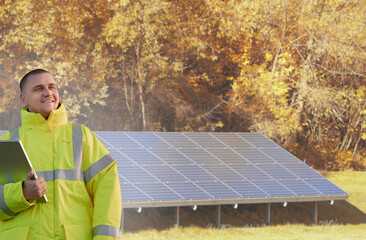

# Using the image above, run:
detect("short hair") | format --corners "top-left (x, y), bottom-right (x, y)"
top-left (20, 69), bottom-right (50, 93)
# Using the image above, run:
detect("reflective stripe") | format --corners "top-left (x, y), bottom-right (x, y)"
top-left (0, 185), bottom-right (17, 216)
top-left (93, 225), bottom-right (119, 238)
top-left (84, 154), bottom-right (115, 184)
top-left (37, 153), bottom-right (114, 183)
top-left (9, 127), bottom-right (19, 140)
top-left (72, 124), bottom-right (83, 171)
top-left (37, 169), bottom-right (83, 181)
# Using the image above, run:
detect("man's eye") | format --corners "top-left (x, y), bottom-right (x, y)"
top-left (34, 87), bottom-right (42, 91)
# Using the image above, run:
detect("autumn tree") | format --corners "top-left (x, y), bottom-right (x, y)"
top-left (223, 0), bottom-right (366, 169)
top-left (0, 0), bottom-right (111, 125)
top-left (101, 0), bottom-right (239, 131)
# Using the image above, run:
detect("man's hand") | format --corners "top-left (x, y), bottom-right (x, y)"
top-left (22, 170), bottom-right (47, 201)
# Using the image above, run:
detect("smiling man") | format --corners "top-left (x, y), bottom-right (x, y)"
top-left (0, 69), bottom-right (122, 240)
top-left (20, 70), bottom-right (60, 120)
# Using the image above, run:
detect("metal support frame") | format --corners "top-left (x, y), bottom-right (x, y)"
top-left (266, 203), bottom-right (271, 224)
top-left (313, 201), bottom-right (318, 225)
top-left (216, 205), bottom-right (221, 228)
top-left (175, 206), bottom-right (180, 227)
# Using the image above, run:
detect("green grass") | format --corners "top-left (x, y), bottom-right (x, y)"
top-left (120, 171), bottom-right (366, 240)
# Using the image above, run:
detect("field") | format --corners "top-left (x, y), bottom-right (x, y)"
top-left (120, 171), bottom-right (366, 240)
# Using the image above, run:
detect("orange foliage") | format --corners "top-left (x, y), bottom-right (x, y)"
top-left (0, 0), bottom-right (365, 170)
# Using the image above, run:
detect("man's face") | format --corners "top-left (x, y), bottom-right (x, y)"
top-left (20, 72), bottom-right (60, 119)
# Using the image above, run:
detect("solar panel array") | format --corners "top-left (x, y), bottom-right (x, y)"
top-left (0, 130), bottom-right (348, 208)
top-left (94, 132), bottom-right (348, 208)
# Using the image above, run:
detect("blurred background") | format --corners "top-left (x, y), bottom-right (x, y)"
top-left (0, 0), bottom-right (365, 170)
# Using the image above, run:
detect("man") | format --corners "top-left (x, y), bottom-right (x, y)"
top-left (0, 69), bottom-right (122, 239)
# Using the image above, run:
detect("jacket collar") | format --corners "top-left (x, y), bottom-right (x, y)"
top-left (21, 102), bottom-right (69, 129)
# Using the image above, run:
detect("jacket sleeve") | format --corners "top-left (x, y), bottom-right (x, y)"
top-left (81, 126), bottom-right (122, 240)
top-left (0, 132), bottom-right (36, 221)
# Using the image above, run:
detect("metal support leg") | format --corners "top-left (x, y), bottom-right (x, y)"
top-left (175, 206), bottom-right (180, 227)
top-left (266, 203), bottom-right (271, 224)
top-left (216, 205), bottom-right (221, 228)
top-left (120, 208), bottom-right (124, 232)
top-left (313, 201), bottom-right (318, 225)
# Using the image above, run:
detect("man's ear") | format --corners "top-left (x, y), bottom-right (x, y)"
top-left (20, 93), bottom-right (27, 105)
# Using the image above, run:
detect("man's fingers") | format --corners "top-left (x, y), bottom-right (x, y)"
top-left (35, 177), bottom-right (45, 185)
top-left (36, 186), bottom-right (47, 198)
top-left (23, 174), bottom-right (48, 200)
top-left (35, 178), bottom-right (47, 188)
top-left (26, 170), bottom-right (34, 180)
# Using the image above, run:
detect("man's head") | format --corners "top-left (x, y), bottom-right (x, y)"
top-left (20, 69), bottom-right (60, 119)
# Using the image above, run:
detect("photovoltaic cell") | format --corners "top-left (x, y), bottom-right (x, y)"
top-left (202, 164), bottom-right (244, 181)
top-left (140, 165), bottom-right (187, 182)
top-left (261, 148), bottom-right (302, 164)
top-left (195, 181), bottom-right (241, 199)
top-left (278, 179), bottom-right (321, 196)
top-left (211, 133), bottom-right (253, 149)
top-left (97, 132), bottom-right (141, 149)
top-left (108, 149), bottom-right (136, 166)
top-left (232, 164), bottom-right (271, 181)
top-left (178, 148), bottom-right (223, 165)
top-left (206, 148), bottom-right (250, 165)
top-left (253, 180), bottom-right (295, 197)
top-left (126, 132), bottom-right (171, 149)
top-left (258, 164), bottom-right (298, 179)
top-left (135, 183), bottom-right (182, 201)
top-left (284, 164), bottom-right (325, 179)
top-left (155, 132), bottom-right (199, 149)
top-left (171, 165), bottom-right (216, 182)
top-left (148, 148), bottom-right (192, 165)
top-left (226, 181), bottom-right (269, 198)
top-left (120, 183), bottom-right (152, 202)
top-left (235, 148), bottom-right (277, 165)
top-left (121, 149), bottom-right (165, 165)
top-left (236, 133), bottom-right (280, 149)
top-left (183, 133), bottom-right (227, 148)
top-left (305, 179), bottom-right (347, 196)
top-left (166, 182), bottom-right (212, 200)
top-left (118, 165), bottom-right (156, 183)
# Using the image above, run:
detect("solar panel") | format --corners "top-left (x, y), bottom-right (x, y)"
top-left (96, 132), bottom-right (348, 207)
top-left (0, 130), bottom-right (348, 208)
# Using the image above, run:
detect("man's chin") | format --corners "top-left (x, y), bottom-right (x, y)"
top-left (41, 107), bottom-right (57, 116)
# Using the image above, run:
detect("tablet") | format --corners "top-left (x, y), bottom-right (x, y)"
top-left (0, 140), bottom-right (47, 203)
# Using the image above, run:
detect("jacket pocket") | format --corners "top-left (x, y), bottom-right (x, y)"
top-left (0, 227), bottom-right (30, 239)
top-left (63, 225), bottom-right (92, 240)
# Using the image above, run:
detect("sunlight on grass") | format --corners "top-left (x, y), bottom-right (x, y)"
top-left (325, 171), bottom-right (366, 213)
top-left (120, 171), bottom-right (366, 240)
top-left (121, 224), bottom-right (366, 240)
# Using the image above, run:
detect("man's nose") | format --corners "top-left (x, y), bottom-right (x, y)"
top-left (43, 88), bottom-right (53, 96)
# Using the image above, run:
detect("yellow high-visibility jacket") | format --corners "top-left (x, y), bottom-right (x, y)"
top-left (0, 103), bottom-right (122, 239)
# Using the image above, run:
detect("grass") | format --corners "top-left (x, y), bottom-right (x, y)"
top-left (120, 171), bottom-right (366, 240)
top-left (121, 224), bottom-right (366, 240)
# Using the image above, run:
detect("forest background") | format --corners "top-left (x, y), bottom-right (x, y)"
top-left (0, 0), bottom-right (365, 171)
